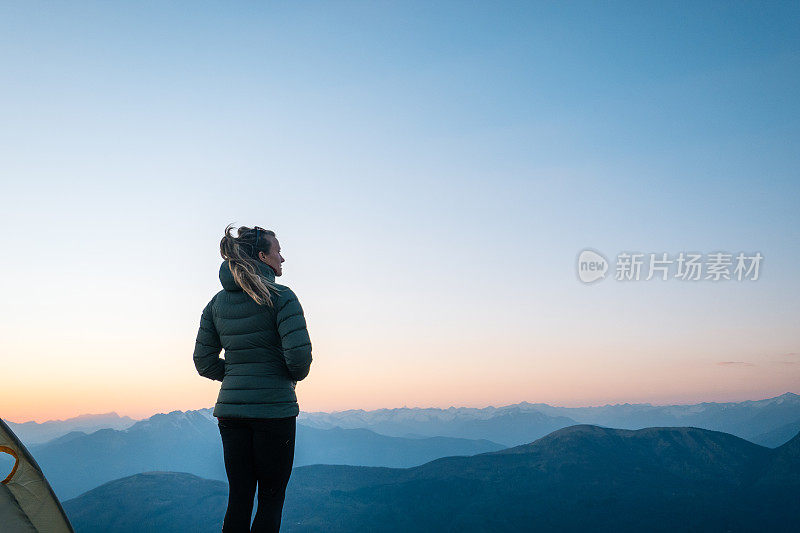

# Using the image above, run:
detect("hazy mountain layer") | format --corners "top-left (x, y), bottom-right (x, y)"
top-left (33, 409), bottom-right (505, 500)
top-left (298, 392), bottom-right (800, 447)
top-left (6, 412), bottom-right (136, 444)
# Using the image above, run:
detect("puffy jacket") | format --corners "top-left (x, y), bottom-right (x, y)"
top-left (193, 260), bottom-right (312, 418)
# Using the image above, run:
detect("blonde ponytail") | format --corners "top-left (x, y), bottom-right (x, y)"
top-left (219, 224), bottom-right (281, 306)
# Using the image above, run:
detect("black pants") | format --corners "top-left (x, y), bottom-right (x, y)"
top-left (218, 416), bottom-right (296, 533)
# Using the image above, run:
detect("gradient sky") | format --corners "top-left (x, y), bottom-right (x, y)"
top-left (1, 1), bottom-right (798, 422)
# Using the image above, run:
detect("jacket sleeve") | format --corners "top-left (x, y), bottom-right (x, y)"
top-left (277, 289), bottom-right (313, 381)
top-left (193, 298), bottom-right (225, 382)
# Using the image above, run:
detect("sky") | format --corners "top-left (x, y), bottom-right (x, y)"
top-left (1, 1), bottom-right (798, 422)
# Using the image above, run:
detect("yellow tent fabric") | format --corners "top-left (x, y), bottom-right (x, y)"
top-left (0, 418), bottom-right (74, 533)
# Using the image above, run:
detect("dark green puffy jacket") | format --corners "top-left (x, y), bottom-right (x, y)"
top-left (193, 260), bottom-right (312, 418)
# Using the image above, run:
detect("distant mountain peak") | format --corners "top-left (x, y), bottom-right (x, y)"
top-left (71, 412), bottom-right (114, 420)
top-left (777, 392), bottom-right (800, 401)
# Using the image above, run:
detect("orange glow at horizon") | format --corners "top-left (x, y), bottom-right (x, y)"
top-left (4, 338), bottom-right (798, 423)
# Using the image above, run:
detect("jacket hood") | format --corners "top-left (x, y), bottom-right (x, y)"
top-left (219, 260), bottom-right (277, 291)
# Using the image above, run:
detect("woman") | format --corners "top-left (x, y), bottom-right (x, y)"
top-left (193, 224), bottom-right (313, 533)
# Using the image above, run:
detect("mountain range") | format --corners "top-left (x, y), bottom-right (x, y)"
top-left (13, 392), bottom-right (800, 502)
top-left (12, 393), bottom-right (799, 449)
top-left (297, 392), bottom-right (800, 447)
top-left (63, 424), bottom-right (800, 532)
top-left (32, 409), bottom-right (505, 500)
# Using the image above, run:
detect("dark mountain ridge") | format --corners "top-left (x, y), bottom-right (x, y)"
top-left (64, 472), bottom-right (227, 533)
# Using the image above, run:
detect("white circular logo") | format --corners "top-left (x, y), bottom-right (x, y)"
top-left (577, 249), bottom-right (608, 283)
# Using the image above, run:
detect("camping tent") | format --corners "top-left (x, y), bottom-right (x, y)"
top-left (0, 418), bottom-right (74, 532)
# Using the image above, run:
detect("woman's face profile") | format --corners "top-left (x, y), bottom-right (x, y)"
top-left (259, 236), bottom-right (284, 276)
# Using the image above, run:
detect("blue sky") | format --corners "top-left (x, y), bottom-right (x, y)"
top-left (1, 1), bottom-right (798, 421)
